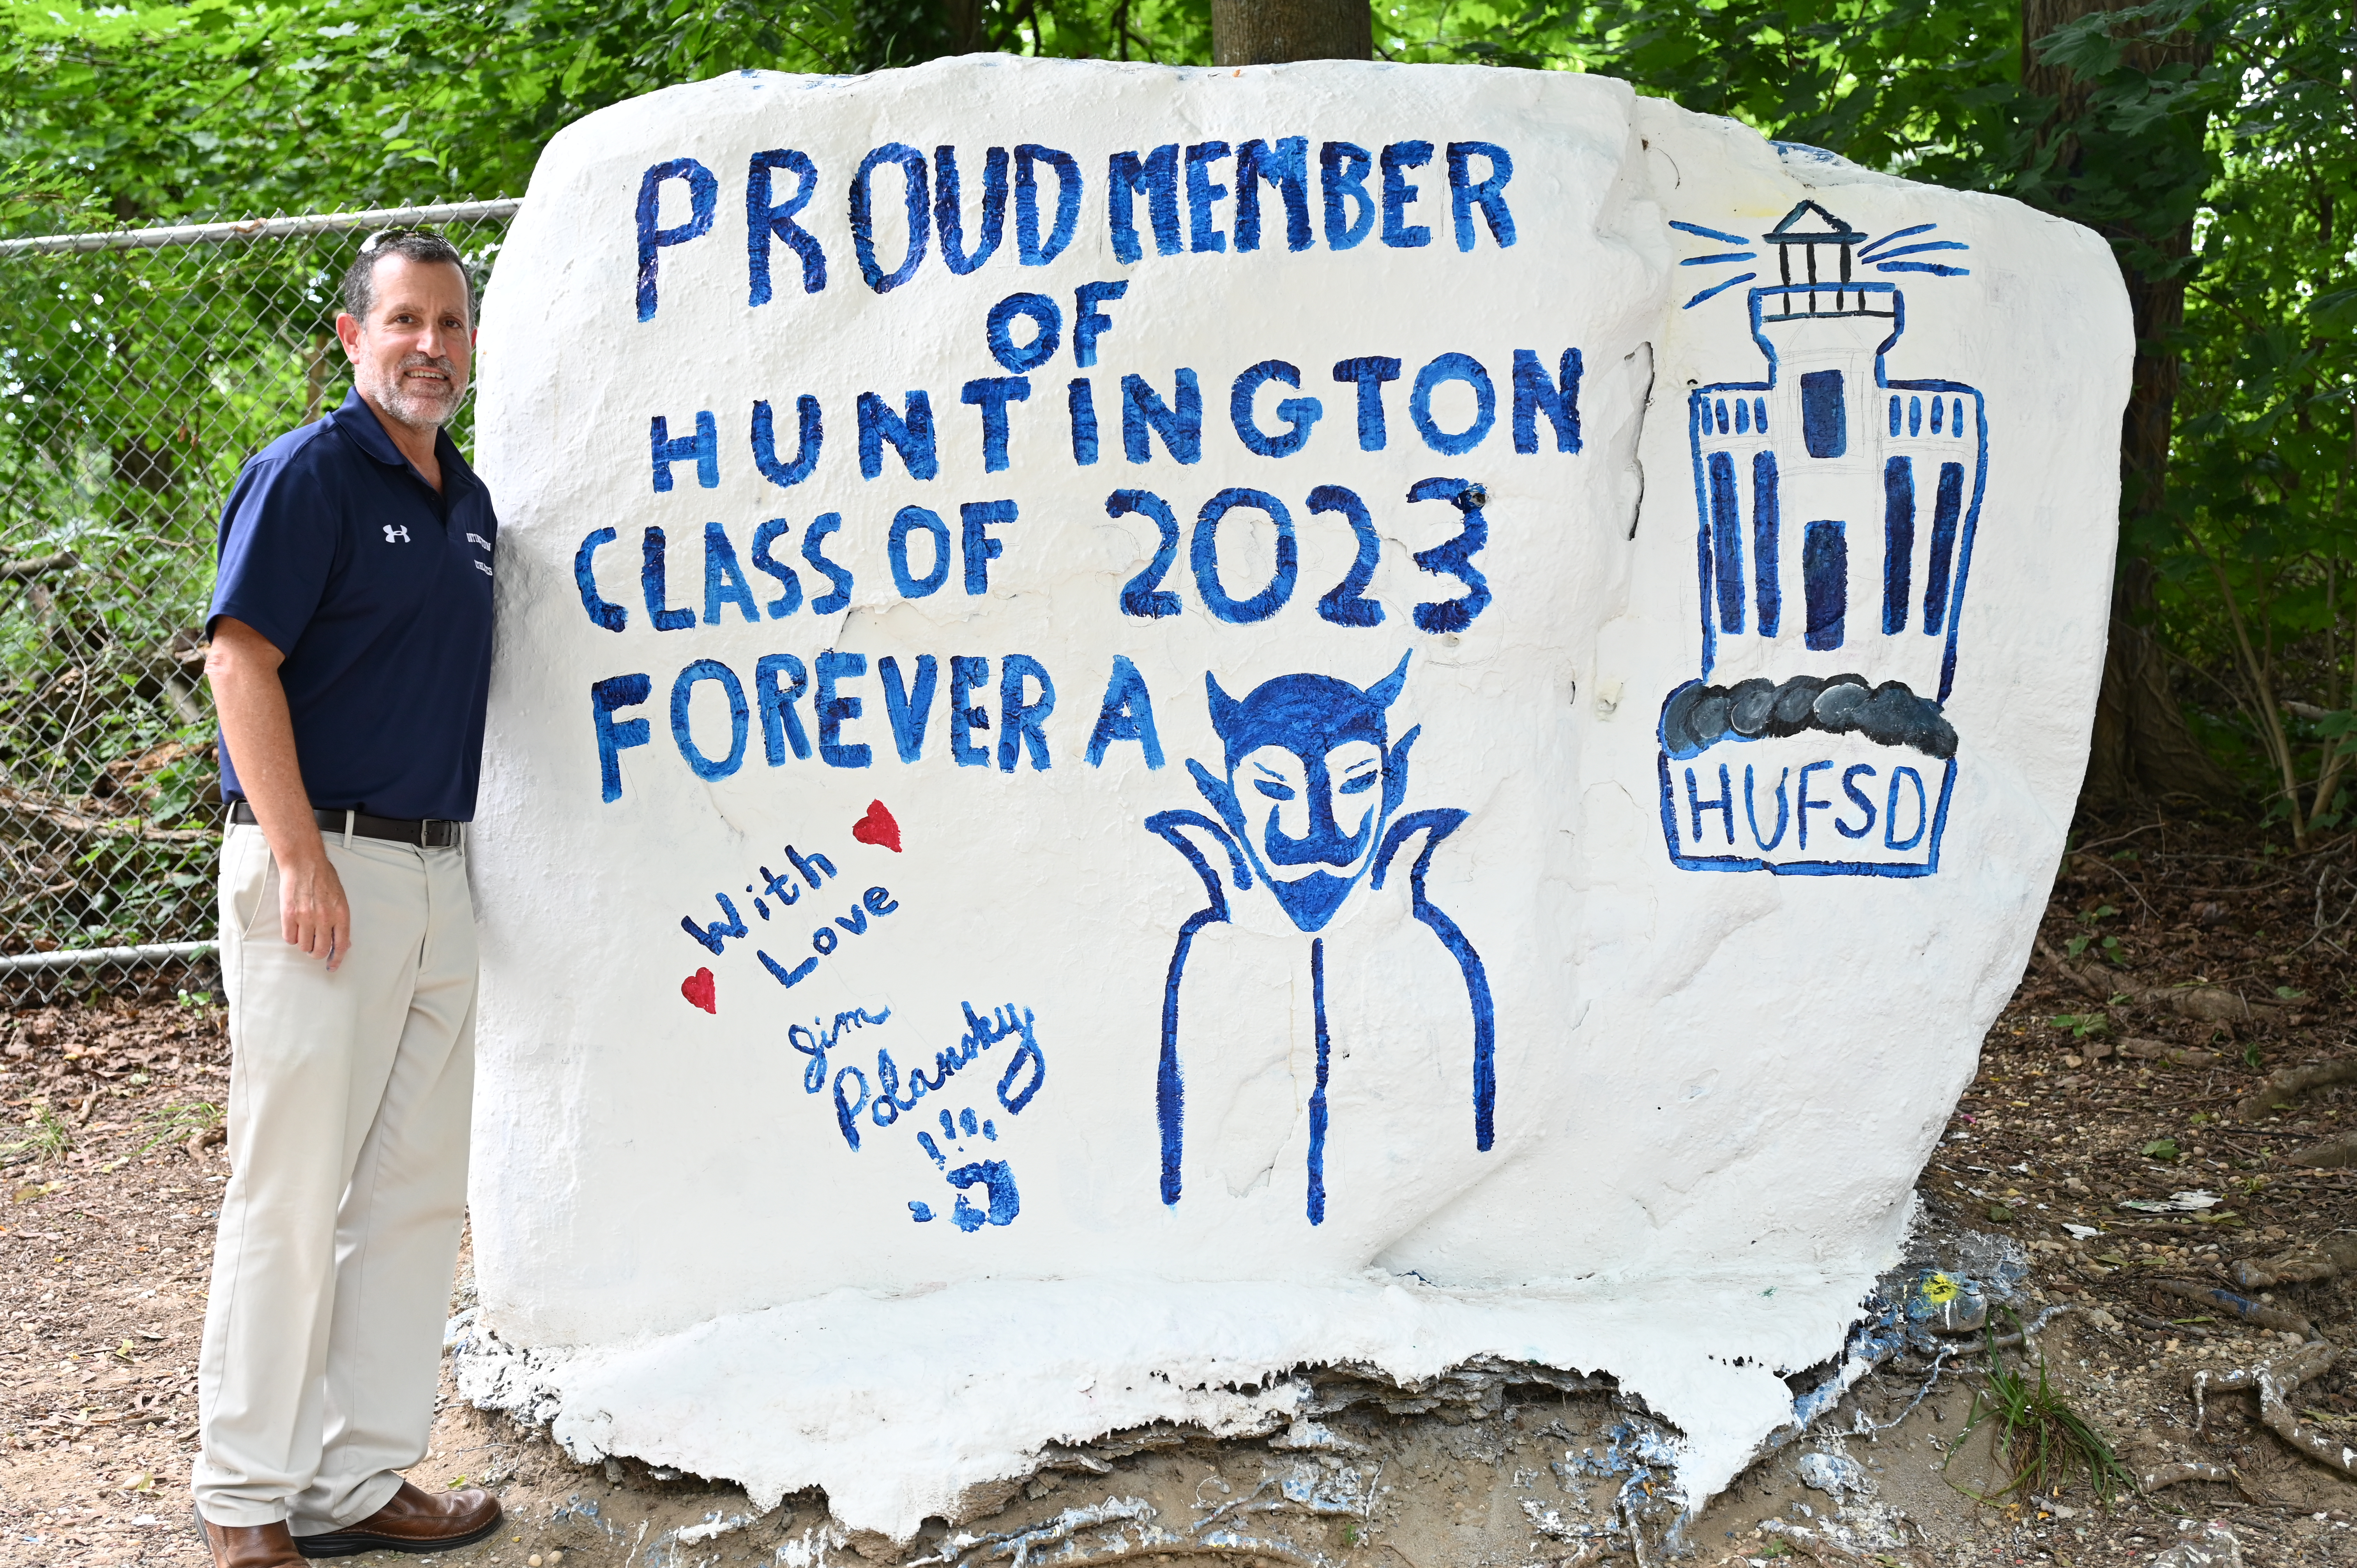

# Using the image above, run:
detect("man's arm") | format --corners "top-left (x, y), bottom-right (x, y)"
top-left (205, 616), bottom-right (350, 969)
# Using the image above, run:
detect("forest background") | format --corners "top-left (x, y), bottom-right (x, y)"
top-left (0, 0), bottom-right (2350, 927)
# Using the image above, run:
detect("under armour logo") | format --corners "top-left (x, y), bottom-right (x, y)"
top-left (383, 525), bottom-right (411, 544)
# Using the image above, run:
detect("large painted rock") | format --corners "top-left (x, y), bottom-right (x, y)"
top-left (469, 55), bottom-right (2128, 1539)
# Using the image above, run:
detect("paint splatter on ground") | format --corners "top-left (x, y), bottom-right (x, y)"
top-left (4, 816), bottom-right (2355, 1565)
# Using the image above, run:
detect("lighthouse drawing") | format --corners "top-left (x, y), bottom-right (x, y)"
top-left (1656, 200), bottom-right (1984, 877)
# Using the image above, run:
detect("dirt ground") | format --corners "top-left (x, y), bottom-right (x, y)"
top-left (5, 816), bottom-right (2356, 1567)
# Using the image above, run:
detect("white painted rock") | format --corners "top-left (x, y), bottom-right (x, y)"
top-left (470, 55), bottom-right (2127, 1539)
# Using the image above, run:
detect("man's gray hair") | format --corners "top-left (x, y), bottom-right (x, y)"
top-left (340, 230), bottom-right (475, 325)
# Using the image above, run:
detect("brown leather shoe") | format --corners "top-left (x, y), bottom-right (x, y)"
top-left (291, 1479), bottom-right (504, 1558)
top-left (193, 1511), bottom-right (307, 1568)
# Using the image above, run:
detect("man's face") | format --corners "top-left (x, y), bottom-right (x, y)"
top-left (1235, 738), bottom-right (1385, 883)
top-left (336, 255), bottom-right (473, 432)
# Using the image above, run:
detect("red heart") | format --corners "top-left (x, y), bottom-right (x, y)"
top-left (851, 799), bottom-right (901, 853)
top-left (681, 968), bottom-right (716, 1014)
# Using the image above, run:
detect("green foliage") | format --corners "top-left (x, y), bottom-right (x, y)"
top-left (1951, 1319), bottom-right (2132, 1504)
top-left (2067, 904), bottom-right (2125, 961)
top-left (0, 0), bottom-right (1213, 231)
top-left (138, 1097), bottom-right (221, 1155)
top-left (1404, 0), bottom-right (2025, 185)
top-left (2153, 1), bottom-right (2355, 839)
top-left (2, 0), bottom-right (541, 225)
top-left (2, 1102), bottom-right (74, 1164)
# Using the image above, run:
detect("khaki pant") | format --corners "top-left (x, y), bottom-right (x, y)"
top-left (194, 822), bottom-right (477, 1532)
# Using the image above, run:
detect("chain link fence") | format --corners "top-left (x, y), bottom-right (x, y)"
top-left (0, 201), bottom-right (516, 1006)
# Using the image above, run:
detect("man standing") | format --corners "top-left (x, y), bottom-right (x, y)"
top-left (196, 230), bottom-right (503, 1567)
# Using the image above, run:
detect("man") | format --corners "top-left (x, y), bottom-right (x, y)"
top-left (196, 230), bottom-right (503, 1567)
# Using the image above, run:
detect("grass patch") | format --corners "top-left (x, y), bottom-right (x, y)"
top-left (1949, 1319), bottom-right (2133, 1506)
top-left (138, 1100), bottom-right (223, 1156)
top-left (2, 1105), bottom-right (76, 1165)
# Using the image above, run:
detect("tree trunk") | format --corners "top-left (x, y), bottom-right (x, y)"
top-left (938, 0), bottom-right (986, 55)
top-left (2024, 0), bottom-right (2240, 807)
top-left (1212, 0), bottom-right (1370, 65)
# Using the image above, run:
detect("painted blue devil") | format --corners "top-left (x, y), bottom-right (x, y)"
top-left (1146, 652), bottom-right (1493, 1225)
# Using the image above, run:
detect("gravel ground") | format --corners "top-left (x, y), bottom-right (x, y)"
top-left (4, 818), bottom-right (2353, 1567)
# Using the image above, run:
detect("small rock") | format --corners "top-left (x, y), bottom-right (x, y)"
top-left (1271, 1418), bottom-right (1359, 1451)
top-left (1797, 1451), bottom-right (1873, 1498)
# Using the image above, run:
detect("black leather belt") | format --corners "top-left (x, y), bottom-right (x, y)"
top-left (228, 800), bottom-right (463, 849)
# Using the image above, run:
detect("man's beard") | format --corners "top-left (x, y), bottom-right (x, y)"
top-left (361, 353), bottom-right (466, 430)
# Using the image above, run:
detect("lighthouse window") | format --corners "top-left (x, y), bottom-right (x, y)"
top-left (1883, 457), bottom-right (1915, 635)
top-left (1803, 519), bottom-right (1846, 650)
top-left (1924, 460), bottom-right (1966, 634)
top-left (1800, 370), bottom-right (1846, 458)
top-left (1752, 450), bottom-right (1781, 636)
top-left (1707, 450), bottom-right (1745, 634)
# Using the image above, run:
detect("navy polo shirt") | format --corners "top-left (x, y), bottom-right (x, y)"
top-left (209, 389), bottom-right (498, 821)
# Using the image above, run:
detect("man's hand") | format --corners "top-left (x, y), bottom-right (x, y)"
top-left (206, 617), bottom-right (352, 970)
top-left (272, 846), bottom-right (352, 969)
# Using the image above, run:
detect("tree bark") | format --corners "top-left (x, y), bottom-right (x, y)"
top-left (938, 0), bottom-right (987, 55)
top-left (2023, 0), bottom-right (2241, 806)
top-left (1212, 0), bottom-right (1371, 65)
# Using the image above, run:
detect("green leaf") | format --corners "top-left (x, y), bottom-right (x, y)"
top-left (2312, 287), bottom-right (2357, 336)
